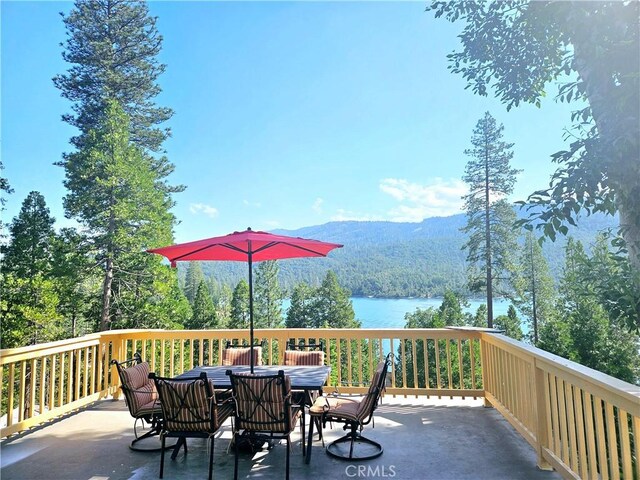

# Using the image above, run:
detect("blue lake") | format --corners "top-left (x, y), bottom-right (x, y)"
top-left (283, 297), bottom-right (511, 329)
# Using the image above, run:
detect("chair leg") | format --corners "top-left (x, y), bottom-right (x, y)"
top-left (301, 409), bottom-right (306, 456)
top-left (305, 415), bottom-right (314, 465)
top-left (208, 435), bottom-right (215, 480)
top-left (286, 436), bottom-right (290, 480)
top-left (159, 435), bottom-right (166, 479)
top-left (233, 433), bottom-right (239, 480)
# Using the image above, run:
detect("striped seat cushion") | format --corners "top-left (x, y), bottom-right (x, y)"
top-left (157, 378), bottom-right (219, 432)
top-left (222, 347), bottom-right (263, 366)
top-left (283, 350), bottom-right (324, 366)
top-left (310, 359), bottom-right (387, 424)
top-left (120, 362), bottom-right (159, 417)
top-left (232, 374), bottom-right (296, 433)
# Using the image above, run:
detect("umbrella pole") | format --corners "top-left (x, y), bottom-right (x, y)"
top-left (248, 251), bottom-right (254, 373)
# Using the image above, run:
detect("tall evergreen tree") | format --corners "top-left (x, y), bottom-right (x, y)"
top-left (184, 262), bottom-right (205, 305)
top-left (229, 279), bottom-right (250, 329)
top-left (54, 0), bottom-right (172, 153)
top-left (0, 192), bottom-right (63, 346)
top-left (1, 191), bottom-right (55, 278)
top-left (512, 232), bottom-right (556, 344)
top-left (254, 261), bottom-right (283, 328)
top-left (316, 271), bottom-right (359, 328)
top-left (285, 282), bottom-right (317, 328)
top-left (61, 100), bottom-right (176, 331)
top-left (188, 280), bottom-right (216, 329)
top-left (461, 112), bottom-right (520, 327)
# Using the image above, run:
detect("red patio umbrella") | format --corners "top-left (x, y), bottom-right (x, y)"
top-left (148, 228), bottom-right (342, 372)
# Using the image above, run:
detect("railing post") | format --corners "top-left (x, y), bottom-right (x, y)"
top-left (533, 358), bottom-right (552, 470)
top-left (480, 334), bottom-right (492, 407)
top-left (111, 334), bottom-right (123, 400)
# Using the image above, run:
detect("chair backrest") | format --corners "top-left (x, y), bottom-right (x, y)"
top-left (355, 352), bottom-right (392, 423)
top-left (111, 353), bottom-right (157, 417)
top-left (227, 370), bottom-right (294, 433)
top-left (222, 346), bottom-right (263, 366)
top-left (151, 372), bottom-right (219, 433)
top-left (286, 339), bottom-right (324, 351)
top-left (283, 349), bottom-right (325, 366)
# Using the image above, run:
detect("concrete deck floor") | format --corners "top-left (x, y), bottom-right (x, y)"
top-left (1, 397), bottom-right (561, 480)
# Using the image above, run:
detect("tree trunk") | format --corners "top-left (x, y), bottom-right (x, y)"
top-left (572, 34), bottom-right (640, 272)
top-left (485, 147), bottom-right (493, 328)
top-left (100, 256), bottom-right (113, 331)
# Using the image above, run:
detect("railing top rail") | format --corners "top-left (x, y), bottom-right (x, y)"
top-left (0, 334), bottom-right (102, 364)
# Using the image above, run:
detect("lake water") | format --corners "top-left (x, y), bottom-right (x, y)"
top-left (283, 297), bottom-right (511, 329)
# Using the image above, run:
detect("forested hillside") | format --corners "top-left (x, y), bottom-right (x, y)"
top-left (195, 212), bottom-right (616, 297)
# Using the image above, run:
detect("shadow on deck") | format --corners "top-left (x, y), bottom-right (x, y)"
top-left (1, 396), bottom-right (561, 480)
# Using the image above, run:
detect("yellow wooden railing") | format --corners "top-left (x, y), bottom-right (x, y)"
top-left (1, 328), bottom-right (639, 479)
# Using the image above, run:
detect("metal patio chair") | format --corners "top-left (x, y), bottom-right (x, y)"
top-left (150, 372), bottom-right (233, 480)
top-left (227, 369), bottom-right (303, 480)
top-left (111, 353), bottom-right (165, 451)
top-left (309, 352), bottom-right (392, 460)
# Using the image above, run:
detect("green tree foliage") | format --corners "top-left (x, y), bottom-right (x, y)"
top-left (461, 112), bottom-right (520, 327)
top-left (254, 261), bottom-right (283, 328)
top-left (229, 279), bottom-right (250, 329)
top-left (0, 192), bottom-right (65, 347)
top-left (512, 232), bottom-right (556, 343)
top-left (1, 192), bottom-right (55, 278)
top-left (538, 237), bottom-right (640, 383)
top-left (427, 1), bottom-right (640, 272)
top-left (494, 305), bottom-right (524, 341)
top-left (54, 0), bottom-right (173, 154)
top-left (61, 100), bottom-right (177, 330)
top-left (401, 291), bottom-right (478, 389)
top-left (188, 280), bottom-right (217, 329)
top-left (184, 262), bottom-right (205, 305)
top-left (50, 228), bottom-right (98, 336)
top-left (285, 271), bottom-right (359, 329)
top-left (285, 283), bottom-right (317, 328)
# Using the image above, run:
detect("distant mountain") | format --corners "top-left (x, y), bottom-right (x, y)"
top-left (196, 211), bottom-right (617, 298)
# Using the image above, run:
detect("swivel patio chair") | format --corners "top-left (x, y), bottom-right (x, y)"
top-left (309, 352), bottom-right (392, 460)
top-left (150, 372), bottom-right (233, 480)
top-left (227, 369), bottom-right (303, 480)
top-left (111, 353), bottom-right (164, 451)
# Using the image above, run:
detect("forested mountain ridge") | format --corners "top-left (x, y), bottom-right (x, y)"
top-left (197, 212), bottom-right (616, 298)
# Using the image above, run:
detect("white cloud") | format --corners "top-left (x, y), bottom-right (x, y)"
top-left (189, 203), bottom-right (219, 218)
top-left (312, 198), bottom-right (324, 214)
top-left (379, 177), bottom-right (467, 222)
top-left (243, 200), bottom-right (262, 208)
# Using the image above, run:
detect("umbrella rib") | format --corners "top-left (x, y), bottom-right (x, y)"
top-left (252, 241), bottom-right (330, 257)
top-left (170, 242), bottom-right (248, 262)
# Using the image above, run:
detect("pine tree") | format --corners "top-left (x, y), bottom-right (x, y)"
top-left (1, 191), bottom-right (55, 278)
top-left (316, 271), bottom-right (359, 328)
top-left (184, 262), bottom-right (205, 305)
top-left (54, 0), bottom-right (172, 153)
top-left (254, 261), bottom-right (283, 328)
top-left (512, 232), bottom-right (556, 344)
top-left (0, 192), bottom-right (63, 346)
top-left (494, 305), bottom-right (524, 341)
top-left (229, 279), bottom-right (250, 329)
top-left (61, 100), bottom-right (176, 331)
top-left (285, 282), bottom-right (317, 328)
top-left (461, 111), bottom-right (521, 327)
top-left (189, 281), bottom-right (216, 329)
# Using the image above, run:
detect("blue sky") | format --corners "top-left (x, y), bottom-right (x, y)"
top-left (2, 1), bottom-right (577, 243)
